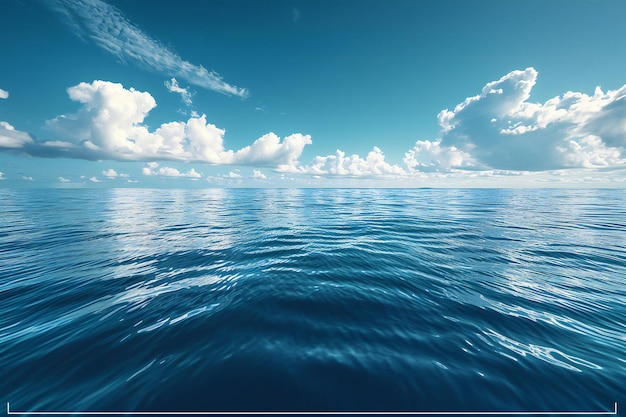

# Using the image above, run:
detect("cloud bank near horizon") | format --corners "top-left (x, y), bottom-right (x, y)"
top-left (50, 0), bottom-right (248, 98)
top-left (1, 68), bottom-right (625, 176)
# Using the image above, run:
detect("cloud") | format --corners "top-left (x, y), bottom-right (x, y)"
top-left (102, 168), bottom-right (129, 178)
top-left (165, 78), bottom-right (192, 106)
top-left (5, 69), bottom-right (624, 180)
top-left (302, 147), bottom-right (405, 176)
top-left (0, 172), bottom-right (5, 180)
top-left (89, 177), bottom-right (102, 182)
top-left (58, 177), bottom-right (71, 182)
top-left (22, 176), bottom-right (34, 181)
top-left (45, 80), bottom-right (157, 158)
top-left (51, 0), bottom-right (248, 97)
top-left (227, 171), bottom-right (241, 178)
top-left (34, 80), bottom-right (310, 168)
top-left (409, 68), bottom-right (626, 171)
top-left (231, 132), bottom-right (312, 171)
top-left (252, 169), bottom-right (267, 179)
top-left (0, 121), bottom-right (35, 149)
top-left (403, 140), bottom-right (478, 172)
top-left (141, 162), bottom-right (201, 178)
top-left (0, 83), bottom-right (313, 174)
top-left (0, 88), bottom-right (8, 99)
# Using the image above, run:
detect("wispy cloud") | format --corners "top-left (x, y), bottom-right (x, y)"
top-left (165, 78), bottom-right (193, 106)
top-left (51, 0), bottom-right (248, 98)
top-left (58, 177), bottom-right (71, 182)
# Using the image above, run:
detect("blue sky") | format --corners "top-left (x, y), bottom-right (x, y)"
top-left (1, 0), bottom-right (626, 187)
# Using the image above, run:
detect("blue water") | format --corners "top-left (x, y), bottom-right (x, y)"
top-left (1, 188), bottom-right (624, 413)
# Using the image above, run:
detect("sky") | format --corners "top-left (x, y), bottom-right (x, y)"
top-left (1, 0), bottom-right (626, 188)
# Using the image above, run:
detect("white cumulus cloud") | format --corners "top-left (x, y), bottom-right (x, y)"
top-left (89, 177), bottom-right (102, 182)
top-left (303, 147), bottom-right (405, 176)
top-left (58, 177), bottom-right (71, 182)
top-left (141, 162), bottom-right (201, 178)
top-left (413, 68), bottom-right (626, 171)
top-left (231, 132), bottom-right (312, 172)
top-left (0, 171), bottom-right (5, 180)
top-left (51, 0), bottom-right (247, 97)
top-left (102, 168), bottom-right (129, 178)
top-left (252, 169), bottom-right (267, 179)
top-left (404, 140), bottom-right (478, 172)
top-left (0, 88), bottom-right (8, 99)
top-left (0, 121), bottom-right (35, 149)
top-left (39, 80), bottom-right (310, 168)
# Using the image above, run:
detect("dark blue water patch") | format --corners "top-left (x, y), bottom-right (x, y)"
top-left (0, 188), bottom-right (624, 413)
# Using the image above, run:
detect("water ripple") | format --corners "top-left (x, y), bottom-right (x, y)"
top-left (0, 188), bottom-right (624, 411)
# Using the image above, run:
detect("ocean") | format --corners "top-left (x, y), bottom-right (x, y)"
top-left (0, 188), bottom-right (624, 414)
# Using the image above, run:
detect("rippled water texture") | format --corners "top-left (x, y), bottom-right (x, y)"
top-left (1, 188), bottom-right (625, 412)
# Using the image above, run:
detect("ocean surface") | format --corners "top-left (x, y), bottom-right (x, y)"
top-left (1, 188), bottom-right (624, 414)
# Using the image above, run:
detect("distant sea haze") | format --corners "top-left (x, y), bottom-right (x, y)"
top-left (0, 188), bottom-right (624, 412)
